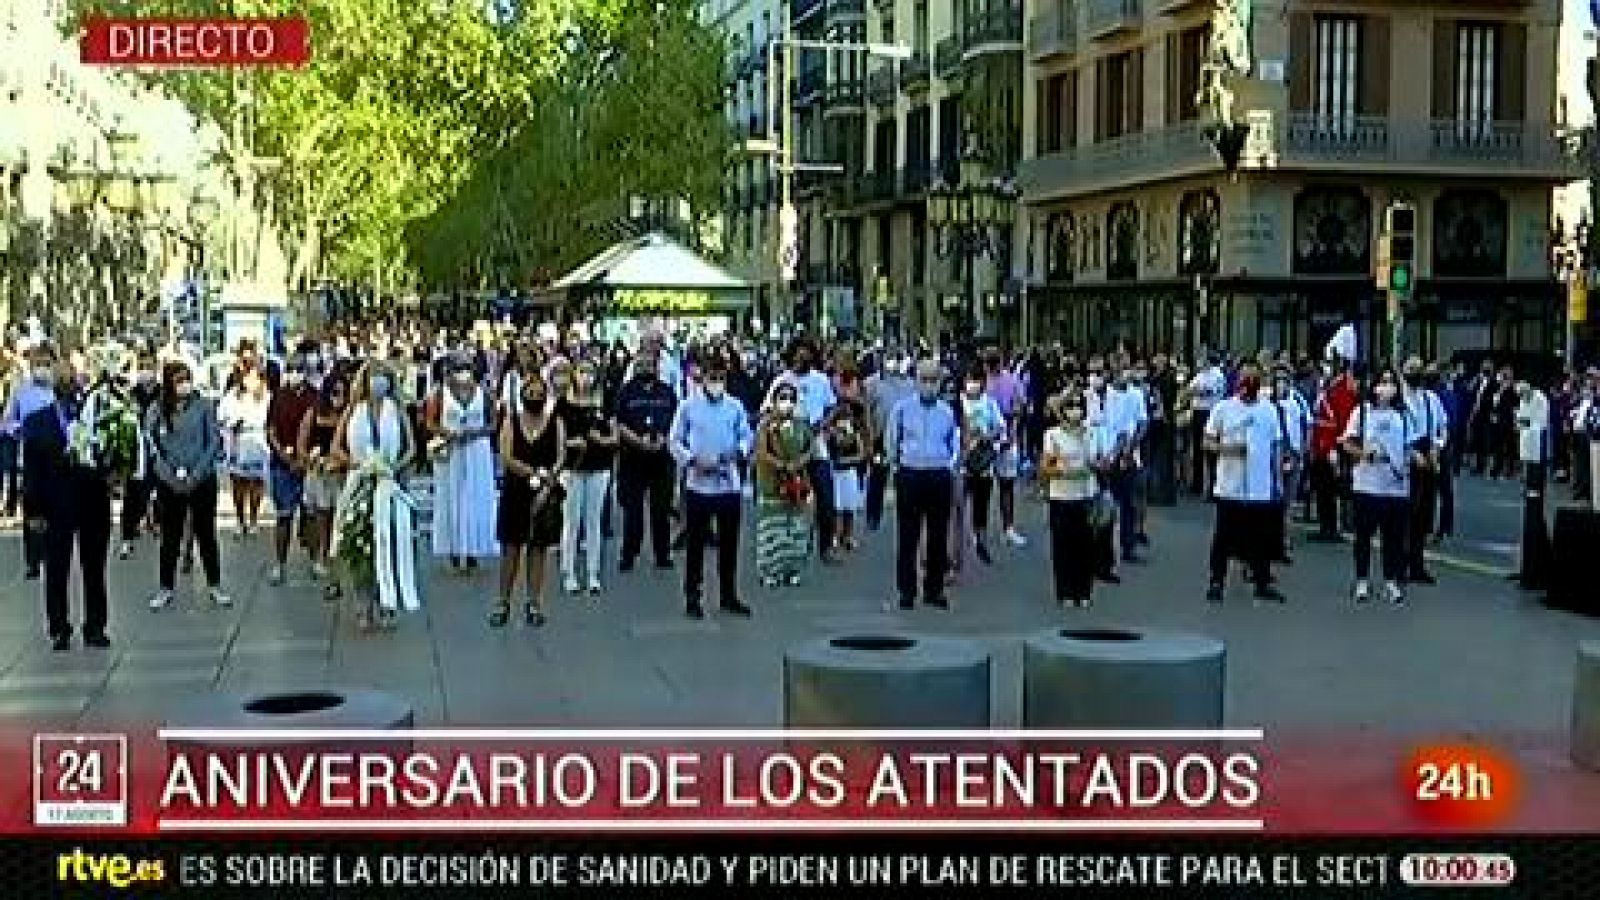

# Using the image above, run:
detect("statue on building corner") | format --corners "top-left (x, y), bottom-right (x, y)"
top-left (1198, 0), bottom-right (1255, 173)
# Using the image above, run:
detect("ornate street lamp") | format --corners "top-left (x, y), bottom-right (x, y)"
top-left (926, 126), bottom-right (1018, 341)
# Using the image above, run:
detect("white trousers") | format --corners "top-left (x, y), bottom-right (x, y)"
top-left (561, 469), bottom-right (612, 583)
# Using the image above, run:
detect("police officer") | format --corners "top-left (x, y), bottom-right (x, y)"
top-left (613, 348), bottom-right (679, 571)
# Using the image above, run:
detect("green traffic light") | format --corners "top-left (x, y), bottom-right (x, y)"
top-left (1390, 264), bottom-right (1412, 293)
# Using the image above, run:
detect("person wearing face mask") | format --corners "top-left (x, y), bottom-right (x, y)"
top-left (1309, 361), bottom-right (1358, 543)
top-left (1577, 368), bottom-right (1600, 510)
top-left (1041, 390), bottom-right (1112, 608)
top-left (1187, 354), bottom-right (1227, 495)
top-left (115, 354), bottom-right (163, 560)
top-left (145, 360), bottom-right (230, 612)
top-left (220, 359), bottom-right (271, 538)
top-left (297, 373), bottom-right (352, 596)
top-left (1202, 362), bottom-right (1287, 605)
top-left (668, 357), bottom-right (753, 619)
top-left (1512, 377), bottom-right (1553, 590)
top-left (886, 359), bottom-right (960, 610)
top-left (983, 348), bottom-right (1028, 548)
top-left (959, 367), bottom-right (1004, 566)
top-left (613, 350), bottom-right (679, 571)
top-left (22, 357), bottom-right (117, 650)
top-left (863, 351), bottom-right (915, 531)
top-left (555, 359), bottom-right (618, 596)
top-left (765, 337), bottom-right (839, 564)
top-left (1103, 364), bottom-right (1149, 565)
top-left (1489, 367), bottom-right (1519, 479)
top-left (431, 356), bottom-right (500, 575)
top-left (1271, 367), bottom-right (1311, 564)
top-left (1399, 357), bottom-right (1448, 584)
top-left (263, 348), bottom-right (320, 585)
top-left (1342, 368), bottom-right (1420, 605)
top-left (3, 343), bottom-right (61, 579)
top-left (754, 382), bottom-right (814, 587)
top-left (331, 361), bottom-right (419, 631)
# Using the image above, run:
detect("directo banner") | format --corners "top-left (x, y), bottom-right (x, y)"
top-left (79, 17), bottom-right (311, 67)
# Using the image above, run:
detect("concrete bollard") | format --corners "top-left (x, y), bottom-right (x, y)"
top-left (165, 688), bottom-right (414, 758)
top-left (1574, 641), bottom-right (1600, 772)
top-left (1023, 627), bottom-right (1225, 728)
top-left (784, 634), bottom-right (990, 728)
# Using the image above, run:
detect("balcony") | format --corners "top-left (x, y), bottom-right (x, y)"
top-left (1280, 114), bottom-right (1585, 178)
top-left (825, 77), bottom-right (866, 116)
top-left (1086, 0), bottom-right (1142, 41)
top-left (867, 67), bottom-right (898, 108)
top-left (902, 51), bottom-right (931, 90)
top-left (1018, 120), bottom-right (1217, 200)
top-left (1028, 10), bottom-right (1077, 62)
top-left (825, 0), bottom-right (865, 22)
top-left (962, 1), bottom-right (1023, 59)
top-left (793, 0), bottom-right (825, 24)
top-left (935, 37), bottom-right (964, 79)
top-left (1155, 0), bottom-right (1206, 13)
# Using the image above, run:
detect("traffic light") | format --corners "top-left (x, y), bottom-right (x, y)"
top-left (1380, 202), bottom-right (1417, 296)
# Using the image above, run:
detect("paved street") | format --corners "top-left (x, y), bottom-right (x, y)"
top-left (0, 476), bottom-right (1593, 740)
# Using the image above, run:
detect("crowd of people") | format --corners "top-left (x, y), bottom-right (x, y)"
top-left (1, 315), bottom-right (1598, 651)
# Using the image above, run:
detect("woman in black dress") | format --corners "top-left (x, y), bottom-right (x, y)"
top-left (494, 372), bottom-right (566, 627)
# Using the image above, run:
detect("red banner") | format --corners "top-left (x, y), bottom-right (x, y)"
top-left (80, 17), bottom-right (310, 67)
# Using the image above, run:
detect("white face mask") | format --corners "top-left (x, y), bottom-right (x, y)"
top-left (964, 381), bottom-right (982, 396)
top-left (704, 381), bottom-right (726, 400)
top-left (286, 371), bottom-right (306, 387)
top-left (1089, 375), bottom-right (1105, 390)
top-left (775, 399), bottom-right (796, 417)
top-left (1375, 384), bottom-right (1398, 402)
top-left (32, 366), bottom-right (52, 386)
top-left (174, 382), bottom-right (194, 399)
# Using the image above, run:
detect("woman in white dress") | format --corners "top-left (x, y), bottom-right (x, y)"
top-left (219, 367), bottom-right (271, 537)
top-left (332, 361), bottom-right (417, 631)
top-left (432, 356), bottom-right (500, 573)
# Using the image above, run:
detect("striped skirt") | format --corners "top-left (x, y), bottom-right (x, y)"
top-left (755, 501), bottom-right (810, 580)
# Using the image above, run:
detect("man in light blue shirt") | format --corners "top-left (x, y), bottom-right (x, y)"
top-left (669, 357), bottom-right (753, 619)
top-left (886, 359), bottom-right (959, 610)
top-left (2, 342), bottom-right (61, 579)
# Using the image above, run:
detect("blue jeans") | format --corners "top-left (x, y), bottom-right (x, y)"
top-left (1107, 466), bottom-right (1141, 558)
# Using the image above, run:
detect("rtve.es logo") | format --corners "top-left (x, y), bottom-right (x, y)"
top-left (56, 848), bottom-right (165, 889)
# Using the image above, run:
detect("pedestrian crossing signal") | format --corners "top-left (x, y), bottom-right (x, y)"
top-left (1389, 259), bottom-right (1413, 293)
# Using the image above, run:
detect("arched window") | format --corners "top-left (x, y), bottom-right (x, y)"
top-left (1293, 186), bottom-right (1371, 275)
top-left (1177, 189), bottom-right (1221, 276)
top-left (1106, 202), bottom-right (1139, 281)
top-left (1432, 189), bottom-right (1507, 277)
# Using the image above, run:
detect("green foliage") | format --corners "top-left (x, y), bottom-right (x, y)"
top-left (64, 0), bottom-right (730, 290)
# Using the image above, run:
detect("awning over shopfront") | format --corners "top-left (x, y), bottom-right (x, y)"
top-left (541, 232), bottom-right (752, 316)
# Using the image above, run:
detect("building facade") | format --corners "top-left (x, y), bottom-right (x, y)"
top-left (1018, 0), bottom-right (1584, 364)
top-left (0, 0), bottom-right (227, 339)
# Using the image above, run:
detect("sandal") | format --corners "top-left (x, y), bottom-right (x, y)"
top-left (524, 602), bottom-right (546, 627)
top-left (378, 609), bottom-right (398, 630)
top-left (488, 602), bottom-right (510, 628)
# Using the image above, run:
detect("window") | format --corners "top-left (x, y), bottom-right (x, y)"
top-left (1313, 15), bottom-right (1360, 128)
top-left (914, 1), bottom-right (928, 53)
top-left (1094, 49), bottom-right (1142, 142)
top-left (1167, 24), bottom-right (1210, 124)
top-left (1037, 72), bottom-right (1076, 155)
top-left (1455, 23), bottom-right (1498, 133)
top-left (907, 106), bottom-right (932, 176)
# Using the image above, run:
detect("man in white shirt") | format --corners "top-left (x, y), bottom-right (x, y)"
top-left (765, 337), bottom-right (840, 562)
top-left (1202, 362), bottom-right (1286, 604)
top-left (1187, 355), bottom-right (1227, 495)
top-left (1513, 379), bottom-right (1553, 589)
top-left (1104, 366), bottom-right (1149, 563)
top-left (1401, 356), bottom-right (1449, 583)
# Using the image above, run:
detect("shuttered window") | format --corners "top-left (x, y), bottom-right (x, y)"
top-left (1095, 49), bottom-right (1141, 142)
top-left (1314, 15), bottom-right (1361, 131)
top-left (1037, 72), bottom-right (1076, 155)
top-left (1166, 25), bottom-right (1209, 124)
top-left (1454, 22), bottom-right (1499, 140)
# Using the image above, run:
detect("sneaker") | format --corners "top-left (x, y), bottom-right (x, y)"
top-left (268, 564), bottom-right (286, 586)
top-left (1004, 528), bottom-right (1028, 548)
top-left (209, 588), bottom-right (233, 609)
top-left (760, 576), bottom-right (781, 589)
top-left (785, 573), bottom-right (802, 587)
top-left (974, 541), bottom-right (993, 565)
top-left (563, 576), bottom-right (581, 595)
top-left (1205, 583), bottom-right (1224, 605)
top-left (587, 578), bottom-right (602, 596)
top-left (83, 633), bottom-right (111, 649)
top-left (116, 541), bottom-right (134, 560)
top-left (1385, 581), bottom-right (1406, 606)
top-left (149, 589), bottom-right (175, 611)
top-left (1253, 585), bottom-right (1287, 604)
top-left (1353, 581), bottom-right (1371, 604)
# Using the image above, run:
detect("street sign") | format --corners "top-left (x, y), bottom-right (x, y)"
top-left (778, 204), bottom-right (799, 282)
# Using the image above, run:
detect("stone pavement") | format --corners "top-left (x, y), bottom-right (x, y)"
top-left (0, 486), bottom-right (1594, 741)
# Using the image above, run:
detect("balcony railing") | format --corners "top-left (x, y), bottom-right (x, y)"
top-left (826, 0), bottom-right (866, 20)
top-left (902, 51), bottom-right (931, 89)
top-left (1086, 0), bottom-right (1142, 41)
top-left (867, 67), bottom-right (897, 107)
top-left (1281, 113), bottom-right (1584, 176)
top-left (1027, 10), bottom-right (1077, 62)
top-left (825, 78), bottom-right (865, 113)
top-left (962, 1), bottom-right (1023, 57)
top-left (1018, 121), bottom-right (1216, 199)
top-left (935, 36), bottom-right (963, 79)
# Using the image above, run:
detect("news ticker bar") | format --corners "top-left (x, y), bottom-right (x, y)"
top-left (25, 837), bottom-right (1600, 895)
